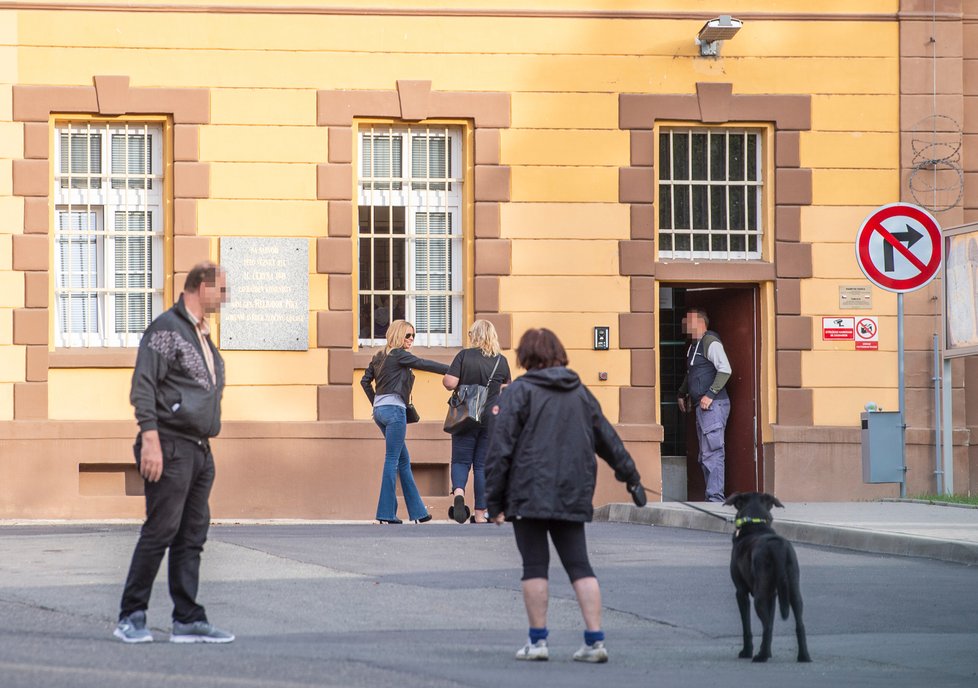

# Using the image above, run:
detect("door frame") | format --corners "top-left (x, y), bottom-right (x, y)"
top-left (656, 282), bottom-right (765, 497)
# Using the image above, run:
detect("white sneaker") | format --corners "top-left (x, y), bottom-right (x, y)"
top-left (515, 639), bottom-right (549, 661)
top-left (573, 641), bottom-right (608, 663)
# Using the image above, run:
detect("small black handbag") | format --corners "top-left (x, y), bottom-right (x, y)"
top-left (443, 352), bottom-right (501, 435)
top-left (405, 401), bottom-right (420, 424)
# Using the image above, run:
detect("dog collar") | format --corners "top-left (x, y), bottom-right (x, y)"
top-left (734, 517), bottom-right (770, 528)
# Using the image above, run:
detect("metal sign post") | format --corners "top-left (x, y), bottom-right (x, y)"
top-left (856, 203), bottom-right (943, 497)
top-left (897, 293), bottom-right (906, 496)
top-left (942, 357), bottom-right (953, 494)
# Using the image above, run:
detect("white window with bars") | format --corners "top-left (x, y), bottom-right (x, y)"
top-left (658, 128), bottom-right (763, 260)
top-left (357, 125), bottom-right (464, 347)
top-left (53, 122), bottom-right (164, 348)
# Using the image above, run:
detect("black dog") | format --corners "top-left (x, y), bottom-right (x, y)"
top-left (724, 492), bottom-right (811, 663)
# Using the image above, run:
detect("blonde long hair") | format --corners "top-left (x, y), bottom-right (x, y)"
top-left (468, 319), bottom-right (501, 357)
top-left (385, 320), bottom-right (416, 353)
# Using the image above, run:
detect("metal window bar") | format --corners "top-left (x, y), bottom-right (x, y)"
top-left (658, 129), bottom-right (762, 261)
top-left (54, 122), bottom-right (163, 347)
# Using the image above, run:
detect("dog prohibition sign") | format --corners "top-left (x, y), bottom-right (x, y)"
top-left (724, 492), bottom-right (812, 663)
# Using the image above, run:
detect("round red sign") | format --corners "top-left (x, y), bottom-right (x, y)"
top-left (855, 203), bottom-right (942, 293)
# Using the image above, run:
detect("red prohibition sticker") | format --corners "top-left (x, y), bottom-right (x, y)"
top-left (855, 203), bottom-right (942, 293)
top-left (855, 316), bottom-right (879, 351)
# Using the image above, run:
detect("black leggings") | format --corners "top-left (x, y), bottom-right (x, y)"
top-left (512, 519), bottom-right (595, 582)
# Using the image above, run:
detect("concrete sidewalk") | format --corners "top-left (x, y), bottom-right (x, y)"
top-left (596, 499), bottom-right (978, 566)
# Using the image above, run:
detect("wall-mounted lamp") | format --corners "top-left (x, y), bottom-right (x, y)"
top-left (696, 15), bottom-right (743, 57)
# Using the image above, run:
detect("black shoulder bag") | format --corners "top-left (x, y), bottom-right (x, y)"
top-left (443, 351), bottom-right (501, 435)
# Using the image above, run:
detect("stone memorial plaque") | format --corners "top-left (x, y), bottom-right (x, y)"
top-left (839, 285), bottom-right (872, 310)
top-left (220, 237), bottom-right (309, 350)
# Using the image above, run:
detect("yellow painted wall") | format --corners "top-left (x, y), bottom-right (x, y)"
top-left (49, 369), bottom-right (133, 420)
top-left (223, 350), bottom-right (328, 386)
top-left (222, 385), bottom-right (318, 422)
top-left (0, 345), bottom-right (24, 383)
top-left (0, 2), bottom-right (903, 433)
top-left (0, 10), bottom-right (18, 422)
top-left (501, 203), bottom-right (629, 241)
top-left (0, 383), bottom-right (12, 420)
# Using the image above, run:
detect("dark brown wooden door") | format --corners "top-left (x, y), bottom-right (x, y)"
top-left (682, 286), bottom-right (761, 500)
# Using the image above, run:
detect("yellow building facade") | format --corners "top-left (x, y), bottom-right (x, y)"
top-left (0, 0), bottom-right (974, 519)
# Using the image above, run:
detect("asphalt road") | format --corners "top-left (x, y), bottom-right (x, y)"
top-left (0, 521), bottom-right (975, 688)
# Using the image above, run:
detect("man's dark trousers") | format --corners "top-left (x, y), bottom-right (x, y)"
top-left (120, 434), bottom-right (215, 623)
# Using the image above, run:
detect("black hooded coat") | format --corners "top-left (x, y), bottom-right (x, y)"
top-left (485, 366), bottom-right (642, 522)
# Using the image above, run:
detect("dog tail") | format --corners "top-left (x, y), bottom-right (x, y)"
top-left (773, 540), bottom-right (791, 620)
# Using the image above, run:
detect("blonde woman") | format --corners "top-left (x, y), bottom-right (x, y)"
top-left (442, 319), bottom-right (512, 523)
top-left (361, 320), bottom-right (449, 524)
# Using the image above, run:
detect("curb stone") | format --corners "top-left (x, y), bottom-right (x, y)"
top-left (595, 503), bottom-right (978, 566)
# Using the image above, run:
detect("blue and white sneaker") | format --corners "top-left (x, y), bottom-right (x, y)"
top-left (114, 610), bottom-right (153, 643)
top-left (170, 620), bottom-right (235, 644)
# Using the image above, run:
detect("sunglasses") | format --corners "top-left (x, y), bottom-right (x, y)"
top-left (404, 333), bottom-right (415, 340)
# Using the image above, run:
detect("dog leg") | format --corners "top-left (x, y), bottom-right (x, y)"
top-left (736, 589), bottom-right (753, 659)
top-left (753, 594), bottom-right (775, 662)
top-left (794, 616), bottom-right (811, 662)
top-left (789, 567), bottom-right (812, 662)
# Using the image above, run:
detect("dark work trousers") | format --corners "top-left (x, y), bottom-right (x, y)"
top-left (694, 398), bottom-right (730, 503)
top-left (119, 434), bottom-right (215, 623)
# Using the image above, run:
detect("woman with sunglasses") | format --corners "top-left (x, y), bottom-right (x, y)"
top-left (361, 320), bottom-right (449, 524)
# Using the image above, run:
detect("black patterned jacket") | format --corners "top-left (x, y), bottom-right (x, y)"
top-left (130, 294), bottom-right (225, 440)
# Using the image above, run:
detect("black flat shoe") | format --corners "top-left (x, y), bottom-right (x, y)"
top-left (415, 514), bottom-right (432, 524)
top-left (377, 518), bottom-right (403, 524)
top-left (451, 494), bottom-right (470, 524)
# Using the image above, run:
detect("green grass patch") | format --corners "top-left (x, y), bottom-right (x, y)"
top-left (909, 493), bottom-right (978, 506)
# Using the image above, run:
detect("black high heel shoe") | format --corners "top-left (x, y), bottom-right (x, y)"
top-left (414, 514), bottom-right (432, 524)
top-left (377, 518), bottom-right (403, 524)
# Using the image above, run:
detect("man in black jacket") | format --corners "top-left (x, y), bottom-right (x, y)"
top-left (114, 261), bottom-right (234, 644)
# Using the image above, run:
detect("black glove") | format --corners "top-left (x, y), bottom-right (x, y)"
top-left (628, 482), bottom-right (647, 507)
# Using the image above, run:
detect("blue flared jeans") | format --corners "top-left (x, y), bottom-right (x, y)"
top-left (373, 404), bottom-right (428, 521)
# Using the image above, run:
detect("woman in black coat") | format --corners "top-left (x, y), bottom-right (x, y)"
top-left (486, 328), bottom-right (647, 664)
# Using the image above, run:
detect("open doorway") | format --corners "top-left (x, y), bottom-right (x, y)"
top-left (659, 284), bottom-right (762, 501)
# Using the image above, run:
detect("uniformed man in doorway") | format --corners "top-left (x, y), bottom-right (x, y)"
top-left (677, 308), bottom-right (732, 503)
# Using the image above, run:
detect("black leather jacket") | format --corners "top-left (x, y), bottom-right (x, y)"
top-left (360, 348), bottom-right (449, 404)
top-left (485, 366), bottom-right (641, 522)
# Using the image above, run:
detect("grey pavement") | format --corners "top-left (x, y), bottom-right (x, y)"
top-left (597, 498), bottom-right (978, 565)
top-left (0, 516), bottom-right (976, 688)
